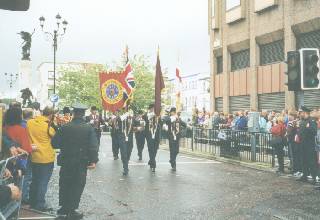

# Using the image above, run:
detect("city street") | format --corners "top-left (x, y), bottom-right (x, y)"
top-left (46, 134), bottom-right (320, 220)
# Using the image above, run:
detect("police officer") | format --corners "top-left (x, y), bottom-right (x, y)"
top-left (116, 107), bottom-right (134, 175)
top-left (133, 110), bottom-right (146, 161)
top-left (52, 103), bottom-right (99, 219)
top-left (164, 107), bottom-right (186, 171)
top-left (109, 112), bottom-right (120, 160)
top-left (298, 106), bottom-right (318, 184)
top-left (144, 104), bottom-right (161, 172)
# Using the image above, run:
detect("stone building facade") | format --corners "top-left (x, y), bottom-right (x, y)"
top-left (209, 0), bottom-right (320, 113)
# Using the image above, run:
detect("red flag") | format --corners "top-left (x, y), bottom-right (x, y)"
top-left (155, 50), bottom-right (165, 116)
top-left (176, 67), bottom-right (182, 83)
top-left (99, 71), bottom-right (131, 112)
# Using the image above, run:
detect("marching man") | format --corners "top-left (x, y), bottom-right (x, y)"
top-left (116, 106), bottom-right (134, 176)
top-left (144, 104), bottom-right (161, 172)
top-left (164, 107), bottom-right (186, 171)
top-left (133, 110), bottom-right (146, 161)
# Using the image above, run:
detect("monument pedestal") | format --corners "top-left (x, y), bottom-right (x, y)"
top-left (18, 60), bottom-right (32, 90)
top-left (16, 60), bottom-right (32, 103)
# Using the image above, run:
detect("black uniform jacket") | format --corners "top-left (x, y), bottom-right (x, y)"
top-left (51, 118), bottom-right (99, 166)
top-left (163, 115), bottom-right (187, 140)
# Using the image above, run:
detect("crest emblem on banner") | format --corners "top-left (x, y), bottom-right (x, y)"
top-left (101, 79), bottom-right (123, 105)
top-left (99, 66), bottom-right (134, 112)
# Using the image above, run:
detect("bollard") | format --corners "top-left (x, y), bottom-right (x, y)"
top-left (250, 133), bottom-right (256, 162)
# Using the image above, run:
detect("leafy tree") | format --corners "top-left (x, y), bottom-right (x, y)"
top-left (57, 64), bottom-right (105, 109)
top-left (57, 55), bottom-right (156, 112)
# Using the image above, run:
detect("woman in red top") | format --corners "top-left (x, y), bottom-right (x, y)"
top-left (4, 107), bottom-right (32, 154)
top-left (271, 116), bottom-right (286, 173)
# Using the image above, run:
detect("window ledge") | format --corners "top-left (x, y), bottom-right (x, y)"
top-left (226, 5), bottom-right (245, 24)
top-left (255, 0), bottom-right (279, 13)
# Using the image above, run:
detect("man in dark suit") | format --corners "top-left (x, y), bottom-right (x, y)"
top-left (52, 103), bottom-right (99, 219)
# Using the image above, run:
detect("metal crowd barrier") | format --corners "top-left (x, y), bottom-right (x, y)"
top-left (160, 127), bottom-right (289, 167)
top-left (0, 154), bottom-right (26, 220)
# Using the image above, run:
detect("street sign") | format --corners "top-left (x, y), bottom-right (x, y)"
top-left (50, 94), bottom-right (59, 103)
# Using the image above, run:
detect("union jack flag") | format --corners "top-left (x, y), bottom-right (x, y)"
top-left (124, 63), bottom-right (135, 91)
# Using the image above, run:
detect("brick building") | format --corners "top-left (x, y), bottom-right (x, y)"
top-left (208, 0), bottom-right (320, 113)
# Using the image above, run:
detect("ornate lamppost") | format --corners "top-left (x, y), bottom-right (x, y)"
top-left (39, 13), bottom-right (68, 95)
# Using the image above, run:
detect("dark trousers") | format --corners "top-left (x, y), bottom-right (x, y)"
top-left (146, 136), bottom-right (159, 168)
top-left (95, 129), bottom-right (102, 151)
top-left (118, 133), bottom-right (133, 171)
top-left (22, 157), bottom-right (32, 202)
top-left (274, 144), bottom-right (284, 172)
top-left (59, 163), bottom-right (87, 212)
top-left (29, 162), bottom-right (54, 209)
top-left (135, 132), bottom-right (145, 158)
top-left (169, 137), bottom-right (180, 168)
top-left (302, 144), bottom-right (317, 179)
top-left (291, 142), bottom-right (303, 173)
top-left (111, 133), bottom-right (120, 158)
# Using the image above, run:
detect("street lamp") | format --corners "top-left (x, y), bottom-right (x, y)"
top-left (4, 72), bottom-right (19, 88)
top-left (39, 13), bottom-right (68, 96)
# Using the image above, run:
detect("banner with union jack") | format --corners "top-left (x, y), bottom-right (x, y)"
top-left (99, 64), bottom-right (134, 112)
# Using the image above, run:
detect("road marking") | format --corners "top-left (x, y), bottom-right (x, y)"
top-left (128, 161), bottom-right (221, 166)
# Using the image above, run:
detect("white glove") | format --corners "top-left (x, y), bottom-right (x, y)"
top-left (148, 112), bottom-right (155, 120)
top-left (170, 116), bottom-right (176, 122)
top-left (120, 112), bottom-right (129, 121)
top-left (90, 120), bottom-right (94, 124)
top-left (163, 124), bottom-right (168, 131)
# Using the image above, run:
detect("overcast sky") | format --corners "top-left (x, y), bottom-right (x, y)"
top-left (0, 0), bottom-right (210, 95)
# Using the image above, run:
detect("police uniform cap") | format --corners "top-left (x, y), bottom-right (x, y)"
top-left (300, 105), bottom-right (312, 113)
top-left (72, 103), bottom-right (88, 111)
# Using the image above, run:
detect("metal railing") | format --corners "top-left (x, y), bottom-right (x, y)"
top-left (0, 154), bottom-right (26, 220)
top-left (161, 127), bottom-right (289, 167)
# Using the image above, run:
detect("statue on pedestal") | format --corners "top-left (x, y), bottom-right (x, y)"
top-left (20, 88), bottom-right (33, 107)
top-left (18, 29), bottom-right (35, 60)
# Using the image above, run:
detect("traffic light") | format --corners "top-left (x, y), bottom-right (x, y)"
top-left (285, 50), bottom-right (301, 91)
top-left (301, 48), bottom-right (320, 90)
top-left (0, 0), bottom-right (30, 11)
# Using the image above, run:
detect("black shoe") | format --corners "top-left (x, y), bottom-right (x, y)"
top-left (114, 156), bottom-right (119, 160)
top-left (123, 170), bottom-right (129, 176)
top-left (57, 208), bottom-right (68, 216)
top-left (151, 168), bottom-right (156, 172)
top-left (171, 164), bottom-right (176, 172)
top-left (67, 210), bottom-right (83, 220)
top-left (139, 156), bottom-right (142, 161)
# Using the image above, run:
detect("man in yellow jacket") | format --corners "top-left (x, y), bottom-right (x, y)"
top-left (27, 107), bottom-right (56, 212)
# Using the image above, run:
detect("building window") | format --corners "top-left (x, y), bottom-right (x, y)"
top-left (216, 56), bottom-right (223, 74)
top-left (231, 49), bottom-right (250, 72)
top-left (48, 88), bottom-right (54, 98)
top-left (260, 40), bottom-right (284, 65)
top-left (211, 0), bottom-right (215, 17)
top-left (297, 30), bottom-right (320, 49)
top-left (226, 0), bottom-right (241, 11)
top-left (48, 71), bottom-right (54, 80)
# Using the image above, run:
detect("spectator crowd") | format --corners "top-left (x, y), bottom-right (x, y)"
top-left (190, 107), bottom-right (320, 186)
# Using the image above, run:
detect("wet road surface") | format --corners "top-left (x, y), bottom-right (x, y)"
top-left (46, 134), bottom-right (320, 220)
